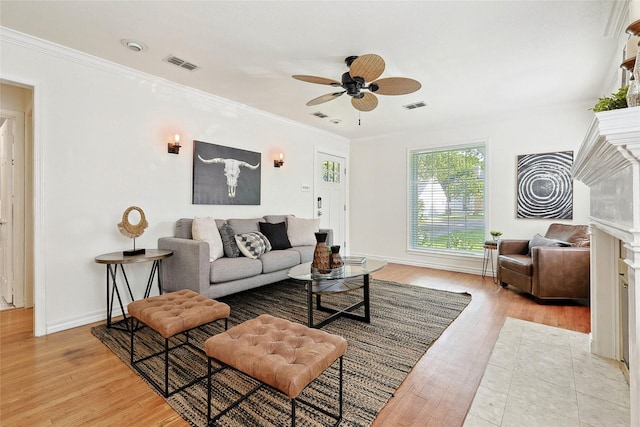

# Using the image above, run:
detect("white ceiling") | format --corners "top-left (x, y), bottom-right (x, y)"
top-left (0, 1), bottom-right (626, 140)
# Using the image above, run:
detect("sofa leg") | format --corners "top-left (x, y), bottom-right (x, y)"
top-left (500, 282), bottom-right (508, 288)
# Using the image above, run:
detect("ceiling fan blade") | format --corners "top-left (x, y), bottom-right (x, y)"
top-left (292, 75), bottom-right (342, 86)
top-left (306, 91), bottom-right (346, 106)
top-left (351, 93), bottom-right (378, 112)
top-left (372, 77), bottom-right (422, 95)
top-left (349, 54), bottom-right (385, 82)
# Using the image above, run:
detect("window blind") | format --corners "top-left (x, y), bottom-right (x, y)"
top-left (409, 143), bottom-right (486, 253)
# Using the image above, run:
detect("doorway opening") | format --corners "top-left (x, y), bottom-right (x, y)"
top-left (0, 81), bottom-right (35, 327)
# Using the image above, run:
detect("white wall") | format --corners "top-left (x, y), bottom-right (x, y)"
top-left (0, 30), bottom-right (348, 334)
top-left (349, 106), bottom-right (593, 274)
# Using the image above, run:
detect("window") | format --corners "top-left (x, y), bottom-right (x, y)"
top-left (322, 160), bottom-right (341, 183)
top-left (409, 143), bottom-right (486, 254)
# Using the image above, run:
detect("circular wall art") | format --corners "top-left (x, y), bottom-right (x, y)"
top-left (516, 151), bottom-right (573, 219)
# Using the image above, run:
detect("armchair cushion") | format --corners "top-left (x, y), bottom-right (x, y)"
top-left (528, 233), bottom-right (570, 254)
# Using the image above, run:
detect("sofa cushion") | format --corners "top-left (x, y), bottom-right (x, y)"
top-left (528, 233), bottom-right (570, 254)
top-left (263, 214), bottom-right (290, 224)
top-left (175, 218), bottom-right (194, 239)
top-left (286, 216), bottom-right (320, 247)
top-left (235, 232), bottom-right (272, 259)
top-left (192, 217), bottom-right (224, 262)
top-left (210, 257), bottom-right (263, 283)
top-left (260, 249), bottom-right (301, 274)
top-left (227, 218), bottom-right (264, 234)
top-left (259, 221), bottom-right (292, 250)
top-left (287, 246), bottom-right (315, 263)
top-left (219, 223), bottom-right (240, 258)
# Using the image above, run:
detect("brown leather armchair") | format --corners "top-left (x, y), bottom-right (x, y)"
top-left (497, 223), bottom-right (591, 303)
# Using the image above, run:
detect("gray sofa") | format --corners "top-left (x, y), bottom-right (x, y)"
top-left (158, 215), bottom-right (332, 299)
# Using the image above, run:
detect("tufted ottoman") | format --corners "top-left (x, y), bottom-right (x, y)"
top-left (204, 314), bottom-right (347, 426)
top-left (127, 289), bottom-right (230, 397)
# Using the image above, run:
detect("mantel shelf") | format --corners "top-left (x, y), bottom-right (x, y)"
top-left (572, 107), bottom-right (640, 186)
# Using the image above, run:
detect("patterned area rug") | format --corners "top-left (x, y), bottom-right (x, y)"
top-left (92, 279), bottom-right (471, 426)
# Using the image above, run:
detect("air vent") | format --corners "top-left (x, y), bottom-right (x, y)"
top-left (403, 101), bottom-right (427, 110)
top-left (312, 111), bottom-right (328, 118)
top-left (164, 55), bottom-right (200, 71)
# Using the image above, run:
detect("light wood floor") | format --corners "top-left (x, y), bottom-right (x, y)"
top-left (0, 264), bottom-right (590, 426)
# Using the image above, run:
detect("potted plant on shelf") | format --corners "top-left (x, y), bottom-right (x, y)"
top-left (591, 86), bottom-right (629, 112)
top-left (490, 230), bottom-right (503, 241)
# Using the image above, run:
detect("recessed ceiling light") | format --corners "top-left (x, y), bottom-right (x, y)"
top-left (121, 39), bottom-right (147, 52)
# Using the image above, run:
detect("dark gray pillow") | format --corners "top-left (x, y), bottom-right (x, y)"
top-left (218, 223), bottom-right (240, 258)
top-left (528, 233), bottom-right (570, 254)
top-left (259, 221), bottom-right (292, 250)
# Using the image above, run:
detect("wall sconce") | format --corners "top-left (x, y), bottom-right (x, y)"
top-left (168, 134), bottom-right (181, 154)
top-left (274, 153), bottom-right (284, 168)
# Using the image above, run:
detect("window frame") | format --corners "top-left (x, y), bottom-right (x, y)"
top-left (406, 140), bottom-right (487, 256)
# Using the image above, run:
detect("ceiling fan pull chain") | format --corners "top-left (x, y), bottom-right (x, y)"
top-left (358, 111), bottom-right (361, 126)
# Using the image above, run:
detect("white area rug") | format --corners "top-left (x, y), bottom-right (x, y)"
top-left (463, 317), bottom-right (630, 427)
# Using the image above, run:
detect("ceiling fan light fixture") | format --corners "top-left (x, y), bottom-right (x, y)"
top-left (293, 54), bottom-right (420, 112)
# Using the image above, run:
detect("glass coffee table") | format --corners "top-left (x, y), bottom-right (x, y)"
top-left (287, 259), bottom-right (387, 328)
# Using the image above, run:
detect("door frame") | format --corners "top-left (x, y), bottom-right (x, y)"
top-left (1, 77), bottom-right (44, 336)
top-left (314, 149), bottom-right (348, 252)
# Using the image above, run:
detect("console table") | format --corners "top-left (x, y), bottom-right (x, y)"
top-left (94, 249), bottom-right (173, 330)
top-left (288, 259), bottom-right (387, 328)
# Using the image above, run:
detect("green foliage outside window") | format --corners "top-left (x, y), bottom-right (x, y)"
top-left (409, 144), bottom-right (486, 253)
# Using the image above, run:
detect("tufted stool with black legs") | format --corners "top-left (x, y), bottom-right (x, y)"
top-left (204, 314), bottom-right (347, 426)
top-left (128, 289), bottom-right (230, 397)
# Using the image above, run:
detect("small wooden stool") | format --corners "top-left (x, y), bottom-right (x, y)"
top-left (128, 289), bottom-right (230, 397)
top-left (204, 314), bottom-right (347, 426)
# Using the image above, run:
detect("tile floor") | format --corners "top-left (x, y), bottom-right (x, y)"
top-left (463, 317), bottom-right (630, 427)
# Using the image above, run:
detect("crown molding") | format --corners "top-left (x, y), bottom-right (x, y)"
top-left (0, 26), bottom-right (348, 143)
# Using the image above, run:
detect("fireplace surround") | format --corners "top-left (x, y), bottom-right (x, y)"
top-left (573, 106), bottom-right (639, 426)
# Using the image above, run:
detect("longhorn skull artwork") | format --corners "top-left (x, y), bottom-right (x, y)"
top-left (192, 141), bottom-right (261, 205)
top-left (197, 155), bottom-right (260, 198)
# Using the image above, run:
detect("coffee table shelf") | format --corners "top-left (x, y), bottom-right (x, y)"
top-left (288, 259), bottom-right (387, 328)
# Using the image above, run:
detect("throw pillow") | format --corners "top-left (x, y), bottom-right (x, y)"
top-left (192, 217), bottom-right (224, 262)
top-left (528, 233), bottom-right (571, 254)
top-left (259, 221), bottom-right (292, 250)
top-left (235, 232), bottom-right (272, 259)
top-left (286, 216), bottom-right (320, 247)
top-left (218, 223), bottom-right (240, 258)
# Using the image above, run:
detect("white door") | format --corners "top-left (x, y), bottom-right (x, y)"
top-left (316, 152), bottom-right (346, 251)
top-left (0, 118), bottom-right (14, 305)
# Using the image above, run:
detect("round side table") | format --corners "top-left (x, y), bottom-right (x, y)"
top-left (482, 240), bottom-right (498, 283)
top-left (95, 249), bottom-right (173, 330)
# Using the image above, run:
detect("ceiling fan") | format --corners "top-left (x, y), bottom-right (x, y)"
top-left (292, 54), bottom-right (421, 112)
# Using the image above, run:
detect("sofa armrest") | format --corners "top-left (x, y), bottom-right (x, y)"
top-left (497, 239), bottom-right (529, 256)
top-left (532, 246), bottom-right (590, 299)
top-left (158, 237), bottom-right (210, 295)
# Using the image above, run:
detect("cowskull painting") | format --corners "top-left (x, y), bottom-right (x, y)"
top-left (193, 141), bottom-right (261, 205)
top-left (516, 151), bottom-right (573, 219)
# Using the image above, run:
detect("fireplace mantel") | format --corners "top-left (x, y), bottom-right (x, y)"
top-left (573, 106), bottom-right (639, 427)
